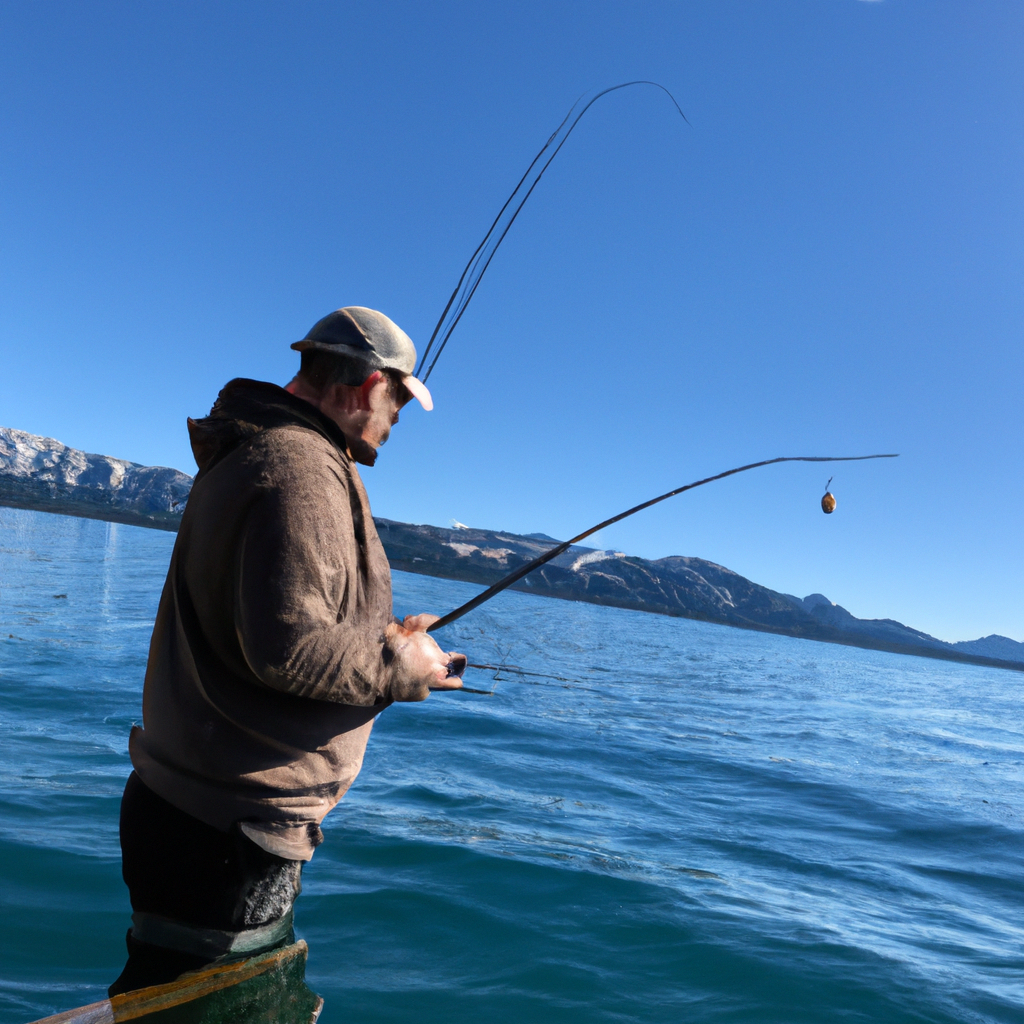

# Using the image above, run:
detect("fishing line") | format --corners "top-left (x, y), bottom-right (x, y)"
top-left (467, 662), bottom-right (579, 684)
top-left (428, 453), bottom-right (898, 633)
top-left (415, 81), bottom-right (690, 383)
top-left (446, 663), bottom-right (595, 695)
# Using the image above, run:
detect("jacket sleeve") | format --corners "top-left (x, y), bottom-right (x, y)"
top-left (232, 447), bottom-right (396, 706)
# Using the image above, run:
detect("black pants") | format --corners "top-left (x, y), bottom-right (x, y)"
top-left (109, 772), bottom-right (303, 996)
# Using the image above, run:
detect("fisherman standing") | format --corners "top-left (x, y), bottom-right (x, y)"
top-left (110, 307), bottom-right (465, 995)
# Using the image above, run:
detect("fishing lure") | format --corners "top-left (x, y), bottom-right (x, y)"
top-left (821, 477), bottom-right (837, 514)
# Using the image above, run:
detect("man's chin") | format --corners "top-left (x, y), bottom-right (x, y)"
top-left (348, 436), bottom-right (379, 467)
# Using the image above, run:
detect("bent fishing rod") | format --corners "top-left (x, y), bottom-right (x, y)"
top-left (415, 81), bottom-right (690, 384)
top-left (411, 93), bottom-right (898, 634)
top-left (427, 453), bottom-right (898, 634)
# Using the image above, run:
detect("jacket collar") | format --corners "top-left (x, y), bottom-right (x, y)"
top-left (187, 378), bottom-right (358, 476)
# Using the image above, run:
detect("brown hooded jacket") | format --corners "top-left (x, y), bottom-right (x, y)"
top-left (129, 379), bottom-right (400, 861)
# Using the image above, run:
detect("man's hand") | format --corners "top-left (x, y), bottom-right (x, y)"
top-left (385, 617), bottom-right (467, 702)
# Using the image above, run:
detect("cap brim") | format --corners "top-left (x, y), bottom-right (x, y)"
top-left (403, 374), bottom-right (433, 411)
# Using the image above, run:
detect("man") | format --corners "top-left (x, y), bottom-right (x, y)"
top-left (110, 307), bottom-right (465, 995)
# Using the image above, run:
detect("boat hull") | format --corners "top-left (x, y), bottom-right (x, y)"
top-left (29, 941), bottom-right (322, 1024)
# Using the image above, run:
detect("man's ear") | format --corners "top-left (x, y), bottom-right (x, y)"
top-left (357, 371), bottom-right (383, 408)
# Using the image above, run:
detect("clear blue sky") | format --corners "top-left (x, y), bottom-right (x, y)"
top-left (1, 1), bottom-right (1020, 643)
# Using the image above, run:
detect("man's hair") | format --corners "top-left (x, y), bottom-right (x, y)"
top-left (298, 350), bottom-right (371, 391)
top-left (298, 351), bottom-right (410, 402)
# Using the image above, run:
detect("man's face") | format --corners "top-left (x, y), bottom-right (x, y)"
top-left (358, 373), bottom-right (411, 450)
top-left (299, 370), bottom-right (413, 465)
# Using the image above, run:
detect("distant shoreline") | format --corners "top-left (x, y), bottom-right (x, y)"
top-left (3, 424), bottom-right (1022, 674)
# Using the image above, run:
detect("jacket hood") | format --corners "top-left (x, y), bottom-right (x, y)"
top-left (187, 379), bottom-right (354, 476)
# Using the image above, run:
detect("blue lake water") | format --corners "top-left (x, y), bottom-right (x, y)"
top-left (0, 506), bottom-right (1021, 1023)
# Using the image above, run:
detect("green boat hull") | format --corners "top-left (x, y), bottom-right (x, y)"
top-left (30, 941), bottom-right (322, 1024)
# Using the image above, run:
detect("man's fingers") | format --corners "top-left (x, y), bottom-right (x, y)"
top-left (427, 652), bottom-right (467, 693)
top-left (403, 613), bottom-right (440, 632)
top-left (386, 626), bottom-right (467, 701)
top-left (429, 675), bottom-right (464, 691)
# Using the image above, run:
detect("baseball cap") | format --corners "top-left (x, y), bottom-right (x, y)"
top-left (291, 307), bottom-right (433, 411)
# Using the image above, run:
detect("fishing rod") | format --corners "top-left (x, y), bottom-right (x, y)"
top-left (427, 454), bottom-right (898, 634)
top-left (415, 81), bottom-right (689, 384)
top-left (412, 93), bottom-right (898, 638)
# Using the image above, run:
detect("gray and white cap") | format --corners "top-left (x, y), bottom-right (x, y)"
top-left (291, 306), bottom-right (433, 411)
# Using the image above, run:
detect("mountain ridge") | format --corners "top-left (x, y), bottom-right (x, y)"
top-left (2, 425), bottom-right (1021, 672)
